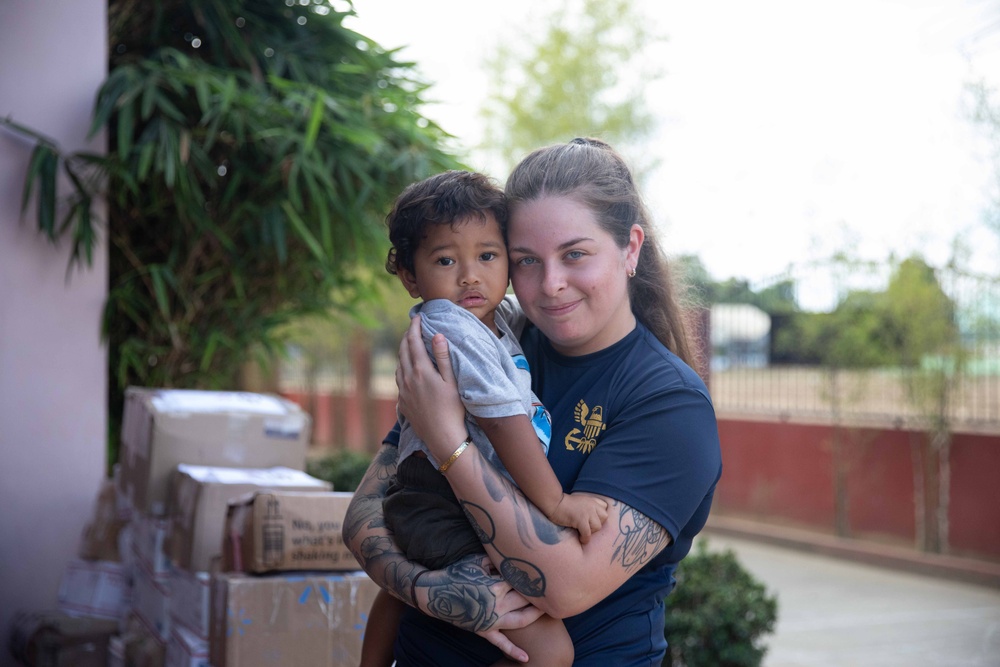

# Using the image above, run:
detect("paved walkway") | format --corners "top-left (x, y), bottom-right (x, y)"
top-left (696, 533), bottom-right (1000, 667)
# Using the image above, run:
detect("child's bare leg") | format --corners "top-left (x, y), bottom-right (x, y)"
top-left (491, 613), bottom-right (573, 667)
top-left (360, 589), bottom-right (404, 667)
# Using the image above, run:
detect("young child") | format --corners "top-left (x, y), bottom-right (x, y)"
top-left (359, 170), bottom-right (608, 667)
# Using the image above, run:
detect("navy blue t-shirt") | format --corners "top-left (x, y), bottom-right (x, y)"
top-left (388, 321), bottom-right (722, 666)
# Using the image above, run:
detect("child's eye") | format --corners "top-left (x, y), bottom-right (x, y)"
top-left (480, 252), bottom-right (498, 261)
top-left (435, 257), bottom-right (455, 266)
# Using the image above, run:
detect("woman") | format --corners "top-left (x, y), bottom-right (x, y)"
top-left (343, 138), bottom-right (722, 665)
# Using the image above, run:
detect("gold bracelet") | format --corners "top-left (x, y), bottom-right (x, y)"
top-left (438, 438), bottom-right (471, 473)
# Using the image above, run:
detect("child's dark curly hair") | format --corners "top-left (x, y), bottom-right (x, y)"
top-left (385, 170), bottom-right (507, 276)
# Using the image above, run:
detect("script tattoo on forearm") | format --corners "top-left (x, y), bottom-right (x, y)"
top-left (610, 501), bottom-right (670, 571)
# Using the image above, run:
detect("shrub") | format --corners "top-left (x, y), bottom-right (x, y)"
top-left (306, 449), bottom-right (373, 493)
top-left (663, 539), bottom-right (778, 667)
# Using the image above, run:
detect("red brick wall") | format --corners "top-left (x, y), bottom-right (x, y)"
top-left (715, 417), bottom-right (1000, 562)
top-left (949, 432), bottom-right (1000, 560)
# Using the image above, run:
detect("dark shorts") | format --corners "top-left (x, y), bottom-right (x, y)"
top-left (383, 455), bottom-right (484, 570)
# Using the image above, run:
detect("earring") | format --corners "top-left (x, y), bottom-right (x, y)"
top-left (628, 267), bottom-right (637, 278)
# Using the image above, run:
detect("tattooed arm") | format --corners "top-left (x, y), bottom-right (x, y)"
top-left (395, 320), bottom-right (672, 619)
top-left (342, 443), bottom-right (424, 608)
top-left (434, 440), bottom-right (669, 618)
top-left (342, 441), bottom-right (543, 655)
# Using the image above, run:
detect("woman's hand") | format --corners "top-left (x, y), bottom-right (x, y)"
top-left (412, 554), bottom-right (543, 664)
top-left (396, 315), bottom-right (468, 461)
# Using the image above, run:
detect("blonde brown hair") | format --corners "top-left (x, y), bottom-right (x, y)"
top-left (505, 138), bottom-right (696, 366)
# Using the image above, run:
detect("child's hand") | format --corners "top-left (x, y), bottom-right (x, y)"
top-left (548, 492), bottom-right (608, 544)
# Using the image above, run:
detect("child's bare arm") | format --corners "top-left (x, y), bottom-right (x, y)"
top-left (547, 492), bottom-right (608, 544)
top-left (475, 415), bottom-right (608, 542)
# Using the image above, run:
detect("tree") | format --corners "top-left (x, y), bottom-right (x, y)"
top-left (882, 257), bottom-right (958, 367)
top-left (675, 255), bottom-right (799, 315)
top-left (480, 0), bottom-right (663, 177)
top-left (3, 0), bottom-right (461, 469)
top-left (970, 79), bottom-right (1000, 259)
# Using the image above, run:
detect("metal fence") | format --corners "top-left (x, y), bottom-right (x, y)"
top-left (707, 263), bottom-right (1000, 432)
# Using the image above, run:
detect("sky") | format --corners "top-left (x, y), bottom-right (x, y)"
top-left (344, 0), bottom-right (1000, 306)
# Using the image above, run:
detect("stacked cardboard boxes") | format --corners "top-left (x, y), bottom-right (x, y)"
top-left (209, 490), bottom-right (375, 666)
top-left (117, 387), bottom-right (320, 665)
top-left (118, 388), bottom-right (312, 516)
top-left (24, 387), bottom-right (379, 667)
top-left (161, 462), bottom-right (333, 658)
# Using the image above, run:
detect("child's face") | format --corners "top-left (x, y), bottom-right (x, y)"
top-left (399, 214), bottom-right (509, 333)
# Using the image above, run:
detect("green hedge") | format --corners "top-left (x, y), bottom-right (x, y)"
top-left (664, 539), bottom-right (779, 666)
top-left (306, 449), bottom-right (373, 493)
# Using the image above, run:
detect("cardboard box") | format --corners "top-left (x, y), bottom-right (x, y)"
top-left (119, 387), bottom-right (312, 515)
top-left (57, 559), bottom-right (130, 621)
top-left (79, 477), bottom-right (130, 562)
top-left (165, 624), bottom-right (209, 667)
top-left (168, 568), bottom-right (211, 639)
top-left (222, 491), bottom-right (360, 573)
top-left (131, 514), bottom-right (172, 576)
top-left (167, 465), bottom-right (331, 572)
top-left (120, 611), bottom-right (167, 667)
top-left (209, 571), bottom-right (379, 667)
top-left (108, 635), bottom-right (126, 667)
top-left (8, 610), bottom-right (118, 667)
top-left (131, 559), bottom-right (171, 642)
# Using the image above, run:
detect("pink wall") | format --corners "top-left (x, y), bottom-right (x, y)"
top-left (0, 2), bottom-right (108, 663)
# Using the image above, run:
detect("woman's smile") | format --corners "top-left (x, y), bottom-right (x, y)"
top-left (508, 195), bottom-right (641, 356)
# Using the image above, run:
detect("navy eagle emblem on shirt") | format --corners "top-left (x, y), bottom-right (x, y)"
top-left (564, 399), bottom-right (606, 454)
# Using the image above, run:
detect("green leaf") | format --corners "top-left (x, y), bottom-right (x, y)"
top-left (117, 99), bottom-right (134, 156)
top-left (155, 91), bottom-right (186, 123)
top-left (149, 265), bottom-right (172, 321)
top-left (282, 201), bottom-right (325, 261)
top-left (200, 331), bottom-right (221, 372)
top-left (194, 77), bottom-right (210, 115)
top-left (286, 158), bottom-right (302, 209)
top-left (37, 148), bottom-right (58, 240)
top-left (140, 76), bottom-right (158, 120)
top-left (301, 167), bottom-right (333, 256)
top-left (137, 141), bottom-right (156, 180)
top-left (265, 207), bottom-right (288, 264)
top-left (304, 92), bottom-right (325, 152)
top-left (21, 144), bottom-right (48, 216)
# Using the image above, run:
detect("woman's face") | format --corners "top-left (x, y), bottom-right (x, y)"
top-left (507, 195), bottom-right (643, 356)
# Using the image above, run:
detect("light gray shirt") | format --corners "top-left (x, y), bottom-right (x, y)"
top-left (398, 298), bottom-right (551, 483)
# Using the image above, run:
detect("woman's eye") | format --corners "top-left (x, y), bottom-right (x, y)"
top-left (515, 257), bottom-right (537, 266)
top-left (565, 250), bottom-right (585, 260)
